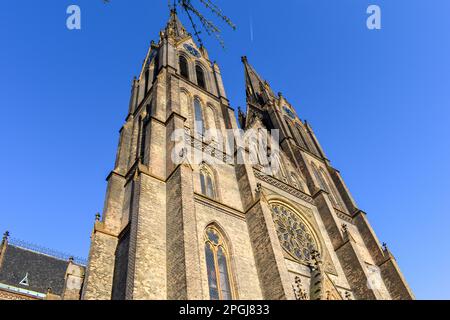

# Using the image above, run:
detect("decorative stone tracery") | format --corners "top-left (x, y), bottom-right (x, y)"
top-left (270, 203), bottom-right (318, 264)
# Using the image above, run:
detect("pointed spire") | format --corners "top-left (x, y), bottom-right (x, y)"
top-left (241, 56), bottom-right (275, 107)
top-left (164, 9), bottom-right (189, 41)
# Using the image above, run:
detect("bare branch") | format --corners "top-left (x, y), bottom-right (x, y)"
top-left (103, 0), bottom-right (235, 48)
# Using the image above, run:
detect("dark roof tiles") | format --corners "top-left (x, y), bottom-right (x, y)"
top-left (0, 245), bottom-right (69, 295)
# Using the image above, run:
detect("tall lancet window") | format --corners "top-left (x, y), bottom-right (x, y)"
top-left (179, 56), bottom-right (189, 79)
top-left (200, 166), bottom-right (216, 199)
top-left (196, 65), bottom-right (206, 90)
top-left (194, 98), bottom-right (205, 136)
top-left (204, 226), bottom-right (234, 300)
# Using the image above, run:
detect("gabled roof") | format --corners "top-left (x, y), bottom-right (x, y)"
top-left (0, 244), bottom-right (69, 296)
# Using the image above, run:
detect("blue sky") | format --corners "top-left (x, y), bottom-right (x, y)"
top-left (1, 1), bottom-right (449, 299)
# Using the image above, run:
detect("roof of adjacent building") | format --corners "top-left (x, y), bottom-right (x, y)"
top-left (0, 244), bottom-right (69, 296)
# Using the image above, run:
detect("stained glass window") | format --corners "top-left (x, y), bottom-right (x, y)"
top-left (207, 229), bottom-right (220, 244)
top-left (205, 242), bottom-right (219, 300)
top-left (204, 226), bottom-right (234, 300)
top-left (270, 203), bottom-right (319, 264)
top-left (217, 247), bottom-right (232, 300)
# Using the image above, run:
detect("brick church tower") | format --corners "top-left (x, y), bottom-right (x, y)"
top-left (81, 11), bottom-right (414, 300)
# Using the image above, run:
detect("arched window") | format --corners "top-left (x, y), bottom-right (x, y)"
top-left (194, 98), bottom-right (204, 136)
top-left (200, 166), bottom-right (216, 199)
top-left (196, 65), bottom-right (206, 90)
top-left (179, 56), bottom-right (189, 79)
top-left (270, 203), bottom-right (319, 264)
top-left (204, 226), bottom-right (234, 300)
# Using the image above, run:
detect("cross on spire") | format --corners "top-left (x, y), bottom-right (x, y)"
top-left (169, 0), bottom-right (177, 11)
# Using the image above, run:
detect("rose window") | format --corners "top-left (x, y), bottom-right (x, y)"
top-left (270, 203), bottom-right (318, 263)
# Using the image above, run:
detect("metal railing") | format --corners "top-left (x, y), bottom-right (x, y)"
top-left (8, 237), bottom-right (87, 266)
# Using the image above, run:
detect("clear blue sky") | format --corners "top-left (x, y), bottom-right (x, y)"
top-left (1, 0), bottom-right (449, 299)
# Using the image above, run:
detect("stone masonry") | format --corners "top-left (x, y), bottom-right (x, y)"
top-left (81, 10), bottom-right (414, 300)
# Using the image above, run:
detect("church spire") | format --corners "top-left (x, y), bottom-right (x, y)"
top-left (163, 8), bottom-right (189, 41)
top-left (240, 56), bottom-right (277, 129)
top-left (241, 56), bottom-right (276, 107)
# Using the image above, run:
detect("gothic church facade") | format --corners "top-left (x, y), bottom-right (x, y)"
top-left (78, 11), bottom-right (414, 300)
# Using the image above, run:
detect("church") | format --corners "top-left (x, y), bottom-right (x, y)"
top-left (0, 10), bottom-right (413, 300)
